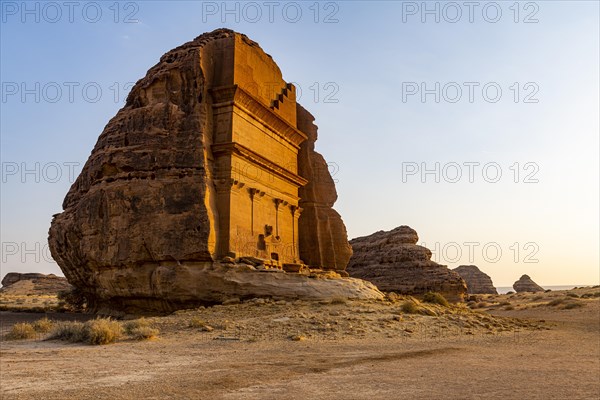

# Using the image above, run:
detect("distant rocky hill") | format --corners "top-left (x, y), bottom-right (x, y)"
top-left (0, 272), bottom-right (72, 295)
top-left (513, 274), bottom-right (544, 293)
top-left (453, 265), bottom-right (498, 294)
top-left (346, 226), bottom-right (467, 302)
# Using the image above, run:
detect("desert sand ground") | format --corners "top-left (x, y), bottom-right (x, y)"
top-left (1, 287), bottom-right (598, 399)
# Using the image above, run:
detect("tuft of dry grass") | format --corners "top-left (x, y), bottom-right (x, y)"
top-left (48, 318), bottom-right (123, 345)
top-left (188, 316), bottom-right (214, 331)
top-left (123, 318), bottom-right (150, 335)
top-left (400, 300), bottom-right (420, 314)
top-left (547, 298), bottom-right (566, 307)
top-left (85, 319), bottom-right (123, 345)
top-left (330, 297), bottom-right (348, 305)
top-left (32, 317), bottom-right (54, 333)
top-left (562, 302), bottom-right (584, 310)
top-left (6, 323), bottom-right (36, 340)
top-left (129, 326), bottom-right (159, 340)
top-left (123, 318), bottom-right (158, 340)
top-left (48, 321), bottom-right (87, 342)
top-left (422, 292), bottom-right (449, 307)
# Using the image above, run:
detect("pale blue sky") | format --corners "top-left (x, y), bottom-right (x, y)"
top-left (1, 1), bottom-right (598, 286)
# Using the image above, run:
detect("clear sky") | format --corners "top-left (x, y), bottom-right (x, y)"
top-left (1, 1), bottom-right (598, 287)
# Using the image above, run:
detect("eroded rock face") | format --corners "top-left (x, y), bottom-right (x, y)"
top-left (346, 226), bottom-right (467, 302)
top-left (48, 29), bottom-right (376, 314)
top-left (513, 275), bottom-right (544, 293)
top-left (453, 265), bottom-right (498, 294)
top-left (297, 105), bottom-right (352, 270)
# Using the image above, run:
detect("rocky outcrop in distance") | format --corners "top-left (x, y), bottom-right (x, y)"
top-left (513, 274), bottom-right (544, 293)
top-left (346, 226), bottom-right (467, 302)
top-left (453, 265), bottom-right (498, 294)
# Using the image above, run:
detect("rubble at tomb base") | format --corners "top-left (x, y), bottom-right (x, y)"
top-left (48, 29), bottom-right (381, 314)
top-left (346, 226), bottom-right (468, 302)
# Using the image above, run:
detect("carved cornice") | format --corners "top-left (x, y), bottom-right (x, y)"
top-left (210, 85), bottom-right (307, 148)
top-left (212, 142), bottom-right (309, 188)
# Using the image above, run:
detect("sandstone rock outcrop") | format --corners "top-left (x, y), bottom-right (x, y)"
top-left (453, 265), bottom-right (498, 294)
top-left (346, 226), bottom-right (467, 302)
top-left (513, 274), bottom-right (544, 293)
top-left (48, 29), bottom-right (381, 314)
top-left (297, 105), bottom-right (352, 270)
top-left (0, 272), bottom-right (72, 294)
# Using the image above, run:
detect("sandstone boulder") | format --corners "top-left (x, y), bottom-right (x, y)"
top-left (453, 265), bottom-right (498, 294)
top-left (346, 226), bottom-right (467, 302)
top-left (513, 274), bottom-right (544, 293)
top-left (48, 29), bottom-right (380, 314)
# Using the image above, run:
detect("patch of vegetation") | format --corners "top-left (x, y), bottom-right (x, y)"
top-left (504, 305), bottom-right (515, 310)
top-left (498, 301), bottom-right (511, 306)
top-left (129, 326), bottom-right (159, 341)
top-left (562, 302), bottom-right (584, 310)
top-left (532, 295), bottom-right (544, 301)
top-left (48, 321), bottom-right (87, 342)
top-left (422, 292), bottom-right (449, 307)
top-left (566, 293), bottom-right (579, 298)
top-left (188, 316), bottom-right (214, 331)
top-left (32, 317), bottom-right (54, 333)
top-left (506, 291), bottom-right (515, 295)
top-left (123, 318), bottom-right (150, 335)
top-left (48, 318), bottom-right (122, 345)
top-left (330, 297), bottom-right (348, 305)
top-left (581, 292), bottom-right (600, 298)
top-left (547, 298), bottom-right (566, 307)
top-left (86, 319), bottom-right (123, 345)
top-left (400, 301), bottom-right (420, 314)
top-left (123, 318), bottom-right (158, 340)
top-left (6, 323), bottom-right (36, 340)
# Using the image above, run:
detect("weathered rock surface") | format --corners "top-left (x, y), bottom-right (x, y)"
top-left (346, 226), bottom-right (467, 302)
top-left (513, 274), bottom-right (544, 293)
top-left (48, 29), bottom-right (378, 314)
top-left (0, 272), bottom-right (72, 294)
top-left (453, 265), bottom-right (498, 294)
top-left (297, 105), bottom-right (352, 270)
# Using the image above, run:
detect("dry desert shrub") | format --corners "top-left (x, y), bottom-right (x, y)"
top-left (124, 318), bottom-right (159, 340)
top-left (562, 302), bottom-right (584, 310)
top-left (32, 317), bottom-right (54, 333)
top-left (123, 318), bottom-right (150, 334)
top-left (330, 297), bottom-right (348, 305)
top-left (6, 323), bottom-right (36, 340)
top-left (86, 319), bottom-right (123, 345)
top-left (422, 292), bottom-right (449, 307)
top-left (129, 326), bottom-right (159, 340)
top-left (400, 300), bottom-right (420, 314)
top-left (547, 298), bottom-right (566, 307)
top-left (48, 321), bottom-right (87, 342)
top-left (188, 316), bottom-right (207, 328)
top-left (581, 292), bottom-right (600, 298)
top-left (49, 318), bottom-right (123, 345)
